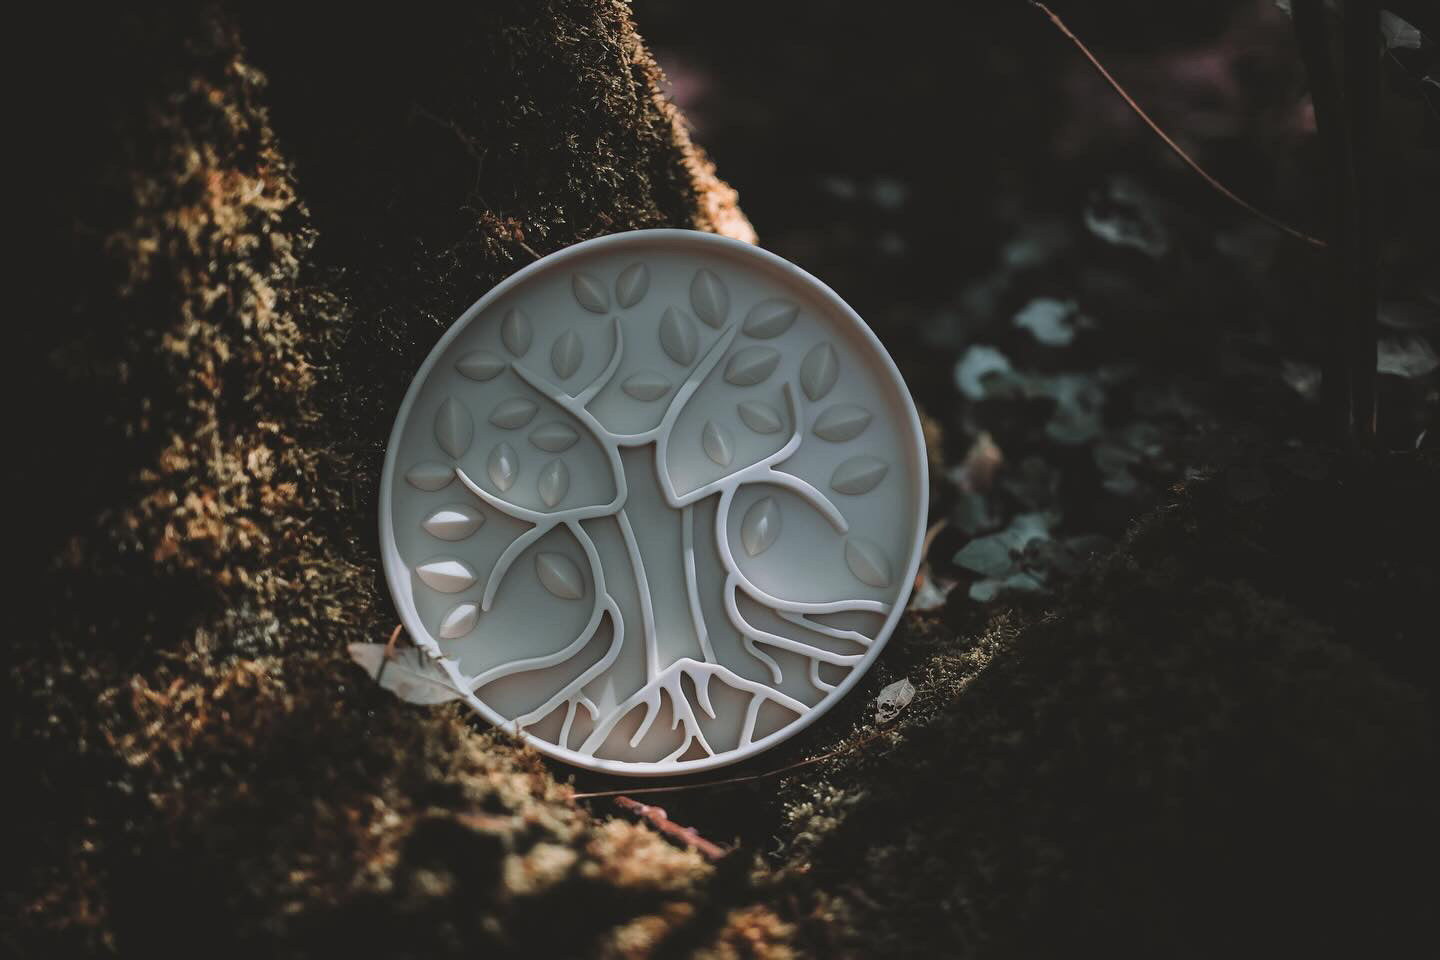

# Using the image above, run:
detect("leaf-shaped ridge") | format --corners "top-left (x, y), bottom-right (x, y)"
top-left (622, 371), bottom-right (672, 401)
top-left (405, 461), bottom-right (454, 491)
top-left (813, 404), bottom-right (873, 442)
top-left (742, 299), bottom-right (799, 339)
top-left (737, 400), bottom-right (784, 434)
top-left (529, 421), bottom-right (579, 452)
top-left (435, 398), bottom-right (473, 458)
top-left (489, 443), bottom-right (518, 491)
top-left (423, 504), bottom-right (485, 541)
top-left (831, 455), bottom-right (889, 494)
top-left (416, 557), bottom-right (477, 593)
top-left (702, 420), bottom-right (733, 466)
top-left (438, 602), bottom-right (479, 639)
top-left (659, 306), bottom-right (698, 365)
top-left (690, 268), bottom-right (729, 327)
top-left (538, 459), bottom-right (570, 507)
top-left (616, 262), bottom-right (650, 307)
top-left (845, 538), bottom-right (893, 588)
top-left (741, 496), bottom-right (782, 557)
top-left (551, 330), bottom-right (583, 379)
top-left (501, 307), bottom-right (532, 357)
top-left (456, 350), bottom-right (506, 381)
top-left (724, 346), bottom-right (781, 386)
top-left (536, 552), bottom-right (585, 600)
top-left (490, 397), bottom-right (538, 429)
top-left (572, 273), bottom-right (609, 314)
top-left (800, 342), bottom-right (838, 401)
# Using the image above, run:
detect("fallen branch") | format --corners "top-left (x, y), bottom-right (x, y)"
top-left (613, 796), bottom-right (729, 860)
top-left (1029, 1), bottom-right (1326, 249)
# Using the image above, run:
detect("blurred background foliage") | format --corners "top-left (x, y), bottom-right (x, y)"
top-left (638, 0), bottom-right (1437, 606)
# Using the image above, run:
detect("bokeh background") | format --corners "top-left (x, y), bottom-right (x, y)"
top-left (636, 0), bottom-right (1438, 607)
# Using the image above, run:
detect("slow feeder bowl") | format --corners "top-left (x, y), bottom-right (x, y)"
top-left (380, 229), bottom-right (927, 774)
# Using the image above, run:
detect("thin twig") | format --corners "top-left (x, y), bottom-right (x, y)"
top-left (383, 623), bottom-right (404, 658)
top-left (375, 623), bottom-right (405, 685)
top-left (570, 727), bottom-right (895, 801)
top-left (921, 517), bottom-right (948, 557)
top-left (915, 517), bottom-right (949, 591)
top-left (1029, 1), bottom-right (1327, 249)
top-left (613, 796), bottom-right (729, 860)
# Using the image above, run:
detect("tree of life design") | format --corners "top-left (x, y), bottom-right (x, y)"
top-left (385, 237), bottom-right (923, 773)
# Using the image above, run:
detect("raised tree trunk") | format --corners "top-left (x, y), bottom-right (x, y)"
top-left (9, 4), bottom-right (781, 956)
